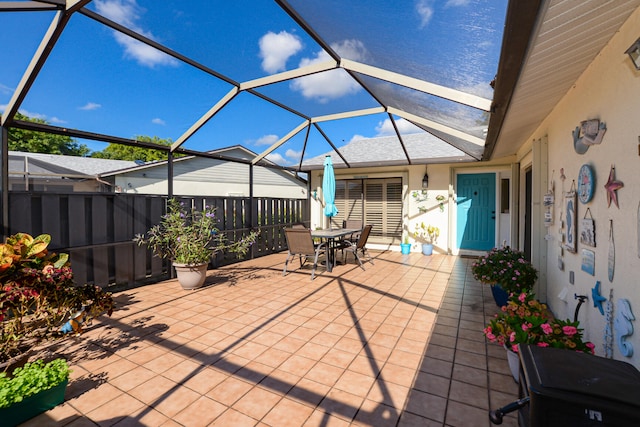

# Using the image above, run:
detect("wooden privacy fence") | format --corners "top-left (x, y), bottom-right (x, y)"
top-left (7, 192), bottom-right (308, 289)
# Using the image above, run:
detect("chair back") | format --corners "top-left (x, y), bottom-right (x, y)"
top-left (356, 225), bottom-right (373, 249)
top-left (343, 219), bottom-right (363, 230)
top-left (284, 227), bottom-right (317, 255)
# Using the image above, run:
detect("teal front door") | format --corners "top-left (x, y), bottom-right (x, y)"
top-left (457, 173), bottom-right (496, 251)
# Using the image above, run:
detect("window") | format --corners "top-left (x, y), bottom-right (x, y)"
top-left (333, 177), bottom-right (402, 244)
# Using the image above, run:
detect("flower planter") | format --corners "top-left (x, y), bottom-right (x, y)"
top-left (173, 262), bottom-right (208, 290)
top-left (400, 243), bottom-right (411, 254)
top-left (505, 346), bottom-right (520, 384)
top-left (421, 243), bottom-right (433, 256)
top-left (0, 379), bottom-right (68, 427)
top-left (490, 284), bottom-right (509, 307)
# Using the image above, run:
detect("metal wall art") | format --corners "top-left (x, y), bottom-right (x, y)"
top-left (580, 208), bottom-right (596, 247)
top-left (564, 187), bottom-right (577, 253)
top-left (592, 281), bottom-right (607, 315)
top-left (572, 118), bottom-right (607, 154)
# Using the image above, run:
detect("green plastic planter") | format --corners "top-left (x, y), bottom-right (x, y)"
top-left (1, 379), bottom-right (68, 427)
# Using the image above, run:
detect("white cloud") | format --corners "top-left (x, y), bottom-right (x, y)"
top-left (445, 0), bottom-right (470, 7)
top-left (79, 102), bottom-right (101, 111)
top-left (255, 134), bottom-right (279, 146)
top-left (0, 83), bottom-right (13, 96)
top-left (375, 118), bottom-right (422, 136)
top-left (290, 39), bottom-right (366, 103)
top-left (285, 149), bottom-right (302, 162)
top-left (259, 31), bottom-right (303, 73)
top-left (416, 0), bottom-right (435, 28)
top-left (95, 0), bottom-right (178, 68)
top-left (49, 116), bottom-right (66, 124)
top-left (15, 108), bottom-right (47, 120)
top-left (265, 152), bottom-right (287, 164)
top-left (151, 118), bottom-right (166, 125)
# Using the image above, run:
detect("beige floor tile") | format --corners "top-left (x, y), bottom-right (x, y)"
top-left (261, 397), bottom-right (316, 426)
top-left (445, 399), bottom-right (492, 427)
top-left (233, 386), bottom-right (283, 421)
top-left (26, 253), bottom-right (521, 427)
top-left (207, 376), bottom-right (255, 406)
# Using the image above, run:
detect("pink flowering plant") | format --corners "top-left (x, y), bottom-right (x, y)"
top-left (484, 291), bottom-right (595, 354)
top-left (471, 246), bottom-right (538, 294)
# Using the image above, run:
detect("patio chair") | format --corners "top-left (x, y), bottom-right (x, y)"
top-left (283, 227), bottom-right (327, 280)
top-left (342, 219), bottom-right (363, 241)
top-left (341, 224), bottom-right (374, 269)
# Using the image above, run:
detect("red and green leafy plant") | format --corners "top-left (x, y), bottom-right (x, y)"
top-left (483, 291), bottom-right (595, 354)
top-left (1, 233), bottom-right (114, 362)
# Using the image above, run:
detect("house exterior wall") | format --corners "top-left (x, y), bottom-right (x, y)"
top-left (114, 157), bottom-right (307, 199)
top-left (515, 6), bottom-right (640, 367)
top-left (309, 157), bottom-right (517, 255)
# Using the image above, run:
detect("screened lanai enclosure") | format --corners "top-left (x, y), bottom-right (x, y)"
top-left (0, 0), bottom-right (542, 288)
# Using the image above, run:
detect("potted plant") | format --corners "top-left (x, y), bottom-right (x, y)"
top-left (0, 358), bottom-right (70, 425)
top-left (1, 233), bottom-right (114, 365)
top-left (483, 291), bottom-right (595, 381)
top-left (134, 198), bottom-right (259, 290)
top-left (413, 222), bottom-right (439, 255)
top-left (471, 246), bottom-right (538, 306)
top-left (400, 235), bottom-right (411, 254)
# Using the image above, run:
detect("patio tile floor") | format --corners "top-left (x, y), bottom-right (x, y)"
top-left (22, 251), bottom-right (519, 426)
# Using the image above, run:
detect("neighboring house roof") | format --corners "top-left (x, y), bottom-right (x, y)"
top-left (8, 151), bottom-right (138, 177)
top-left (101, 145), bottom-right (305, 183)
top-left (301, 133), bottom-right (474, 171)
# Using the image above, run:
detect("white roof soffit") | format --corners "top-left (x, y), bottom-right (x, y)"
top-left (487, 0), bottom-right (640, 160)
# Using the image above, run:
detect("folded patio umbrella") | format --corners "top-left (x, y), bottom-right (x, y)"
top-left (323, 155), bottom-right (338, 228)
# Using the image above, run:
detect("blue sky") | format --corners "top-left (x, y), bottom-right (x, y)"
top-left (0, 0), bottom-right (506, 166)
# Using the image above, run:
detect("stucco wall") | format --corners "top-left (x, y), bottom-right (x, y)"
top-left (518, 7), bottom-right (640, 366)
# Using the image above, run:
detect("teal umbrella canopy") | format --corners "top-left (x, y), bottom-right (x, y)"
top-left (323, 155), bottom-right (338, 221)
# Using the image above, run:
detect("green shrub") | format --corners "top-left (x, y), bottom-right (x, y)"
top-left (0, 358), bottom-right (70, 408)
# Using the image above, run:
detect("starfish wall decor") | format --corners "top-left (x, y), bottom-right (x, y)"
top-left (604, 165), bottom-right (623, 208)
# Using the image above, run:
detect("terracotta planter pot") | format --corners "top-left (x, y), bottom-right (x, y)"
top-left (173, 262), bottom-right (208, 290)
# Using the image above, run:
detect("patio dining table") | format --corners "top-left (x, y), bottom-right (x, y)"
top-left (311, 228), bottom-right (361, 272)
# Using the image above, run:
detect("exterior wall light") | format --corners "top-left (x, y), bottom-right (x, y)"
top-left (422, 166), bottom-right (429, 188)
top-left (625, 37), bottom-right (640, 70)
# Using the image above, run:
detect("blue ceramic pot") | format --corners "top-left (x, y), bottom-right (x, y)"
top-left (491, 284), bottom-right (509, 307)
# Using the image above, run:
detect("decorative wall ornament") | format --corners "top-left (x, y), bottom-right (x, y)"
top-left (577, 164), bottom-right (595, 204)
top-left (592, 281), bottom-right (607, 315)
top-left (572, 118), bottom-right (607, 154)
top-left (608, 220), bottom-right (615, 282)
top-left (604, 164), bottom-right (623, 208)
top-left (580, 208), bottom-right (595, 247)
top-left (614, 299), bottom-right (635, 357)
top-left (564, 187), bottom-right (577, 253)
top-left (581, 249), bottom-right (595, 276)
top-left (604, 289), bottom-right (614, 358)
